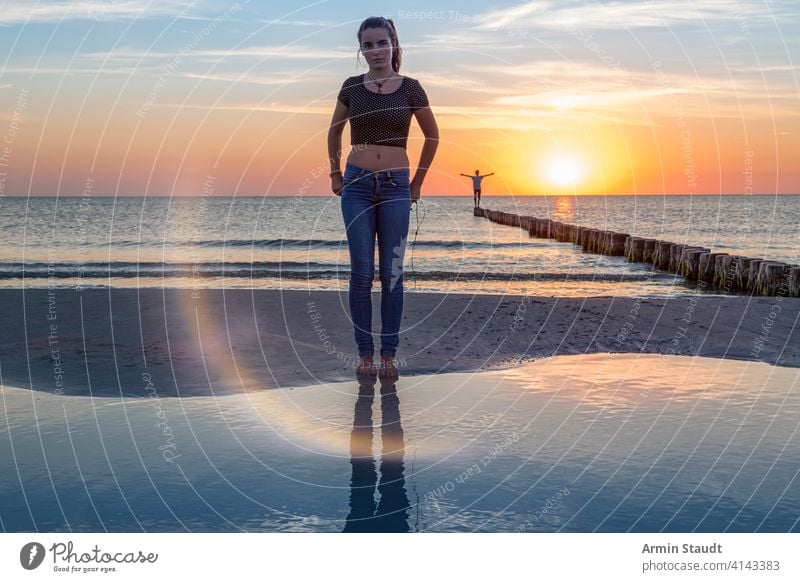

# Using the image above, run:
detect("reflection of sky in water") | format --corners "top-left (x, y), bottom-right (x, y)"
top-left (1, 354), bottom-right (798, 532)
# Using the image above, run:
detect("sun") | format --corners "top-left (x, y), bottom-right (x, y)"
top-left (545, 156), bottom-right (585, 188)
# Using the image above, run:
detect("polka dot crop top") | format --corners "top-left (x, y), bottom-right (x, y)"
top-left (337, 74), bottom-right (429, 149)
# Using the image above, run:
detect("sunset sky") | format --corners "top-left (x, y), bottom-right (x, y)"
top-left (0, 0), bottom-right (798, 196)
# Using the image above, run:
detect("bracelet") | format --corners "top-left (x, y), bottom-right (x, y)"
top-left (329, 170), bottom-right (342, 177)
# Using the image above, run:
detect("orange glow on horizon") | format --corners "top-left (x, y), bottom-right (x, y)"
top-left (3, 94), bottom-right (797, 197)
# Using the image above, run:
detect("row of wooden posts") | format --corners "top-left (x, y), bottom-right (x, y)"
top-left (474, 207), bottom-right (800, 297)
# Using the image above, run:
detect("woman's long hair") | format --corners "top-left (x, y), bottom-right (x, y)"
top-left (357, 16), bottom-right (402, 73)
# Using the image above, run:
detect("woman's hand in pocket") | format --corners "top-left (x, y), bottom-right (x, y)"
top-left (332, 173), bottom-right (343, 196)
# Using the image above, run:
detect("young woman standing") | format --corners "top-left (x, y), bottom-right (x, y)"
top-left (328, 16), bottom-right (438, 379)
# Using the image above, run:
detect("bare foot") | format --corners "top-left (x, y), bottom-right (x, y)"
top-left (378, 355), bottom-right (398, 380)
top-left (355, 355), bottom-right (376, 376)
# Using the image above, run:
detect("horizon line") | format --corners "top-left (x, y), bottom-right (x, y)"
top-left (3, 193), bottom-right (798, 198)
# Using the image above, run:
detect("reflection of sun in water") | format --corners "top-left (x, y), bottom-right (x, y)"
top-left (545, 156), bottom-right (584, 188)
top-left (553, 195), bottom-right (575, 222)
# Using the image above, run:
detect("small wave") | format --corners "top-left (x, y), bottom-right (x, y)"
top-left (70, 239), bottom-right (532, 250)
top-left (0, 263), bottom-right (677, 282)
top-left (0, 260), bottom-right (329, 269)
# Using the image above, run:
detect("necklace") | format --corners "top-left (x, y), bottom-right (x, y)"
top-left (367, 71), bottom-right (395, 94)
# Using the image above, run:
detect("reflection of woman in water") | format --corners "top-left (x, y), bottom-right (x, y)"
top-left (328, 16), bottom-right (439, 379)
top-left (460, 169), bottom-right (494, 208)
top-left (343, 375), bottom-right (410, 532)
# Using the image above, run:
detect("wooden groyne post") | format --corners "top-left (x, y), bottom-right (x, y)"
top-left (476, 207), bottom-right (799, 297)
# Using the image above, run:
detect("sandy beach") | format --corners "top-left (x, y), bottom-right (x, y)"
top-left (2, 288), bottom-right (798, 397)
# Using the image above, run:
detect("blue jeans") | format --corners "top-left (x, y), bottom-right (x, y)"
top-left (340, 162), bottom-right (411, 358)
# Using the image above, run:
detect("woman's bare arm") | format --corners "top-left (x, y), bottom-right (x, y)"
top-left (328, 99), bottom-right (349, 175)
top-left (412, 105), bottom-right (439, 186)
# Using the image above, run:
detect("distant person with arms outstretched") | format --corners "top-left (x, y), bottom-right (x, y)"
top-left (460, 169), bottom-right (494, 208)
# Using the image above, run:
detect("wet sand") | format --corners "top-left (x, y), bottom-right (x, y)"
top-left (0, 288), bottom-right (798, 397)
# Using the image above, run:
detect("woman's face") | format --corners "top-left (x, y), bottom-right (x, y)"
top-left (359, 27), bottom-right (393, 68)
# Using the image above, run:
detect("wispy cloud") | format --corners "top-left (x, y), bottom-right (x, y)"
top-left (80, 46), bottom-right (353, 62)
top-left (407, 32), bottom-right (527, 52)
top-left (180, 72), bottom-right (305, 86)
top-left (733, 64), bottom-right (800, 73)
top-left (421, 103), bottom-right (657, 131)
top-left (0, 0), bottom-right (202, 24)
top-left (473, 0), bottom-right (794, 31)
top-left (151, 102), bottom-right (333, 115)
top-left (468, 59), bottom-right (798, 116)
top-left (140, 99), bottom-right (554, 132)
top-left (258, 18), bottom-right (336, 27)
top-left (0, 65), bottom-right (178, 78)
top-left (408, 71), bottom-right (499, 93)
top-left (226, 54), bottom-right (797, 128)
top-left (0, 65), bottom-right (320, 87)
